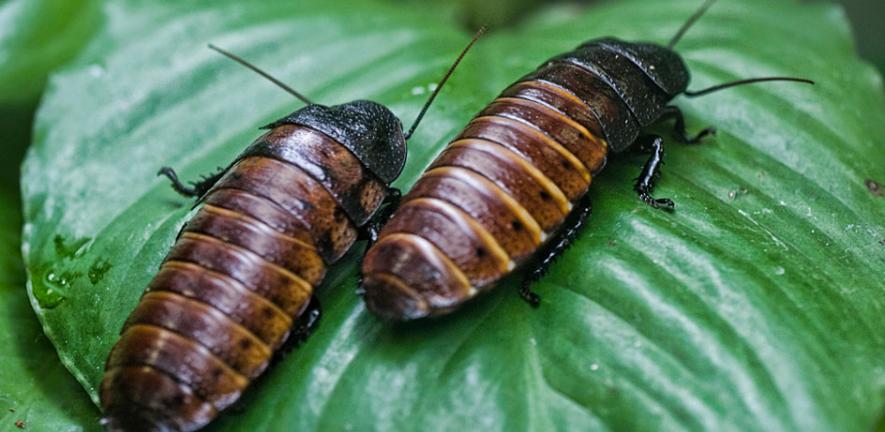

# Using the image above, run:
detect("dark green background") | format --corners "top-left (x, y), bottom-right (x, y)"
top-left (411, 0), bottom-right (885, 75)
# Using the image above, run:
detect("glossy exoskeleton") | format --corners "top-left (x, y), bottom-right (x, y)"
top-left (360, 0), bottom-right (812, 320)
top-left (99, 31), bottom-right (482, 431)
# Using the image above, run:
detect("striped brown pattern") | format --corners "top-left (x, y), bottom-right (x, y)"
top-left (362, 74), bottom-right (610, 320)
top-left (101, 124), bottom-right (384, 431)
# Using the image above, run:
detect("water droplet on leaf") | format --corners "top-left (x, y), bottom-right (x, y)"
top-left (88, 258), bottom-right (113, 285)
top-left (33, 271), bottom-right (68, 309)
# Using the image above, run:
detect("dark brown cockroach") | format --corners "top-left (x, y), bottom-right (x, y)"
top-left (360, 0), bottom-right (813, 320)
top-left (99, 30), bottom-right (483, 432)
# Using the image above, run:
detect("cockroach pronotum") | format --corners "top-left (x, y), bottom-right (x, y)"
top-left (99, 30), bottom-right (484, 431)
top-left (360, 0), bottom-right (813, 320)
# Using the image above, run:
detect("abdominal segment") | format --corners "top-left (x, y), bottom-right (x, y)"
top-left (362, 77), bottom-right (609, 320)
top-left (101, 124), bottom-right (386, 432)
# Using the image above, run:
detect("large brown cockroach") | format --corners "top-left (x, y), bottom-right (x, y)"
top-left (100, 31), bottom-right (483, 431)
top-left (360, 0), bottom-right (813, 320)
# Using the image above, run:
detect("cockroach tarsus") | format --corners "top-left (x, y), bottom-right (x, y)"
top-left (156, 166), bottom-right (226, 199)
top-left (100, 29), bottom-right (484, 432)
top-left (360, 0), bottom-right (814, 320)
top-left (518, 193), bottom-right (593, 306)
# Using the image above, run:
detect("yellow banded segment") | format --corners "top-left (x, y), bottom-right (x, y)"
top-left (179, 232), bottom-right (314, 294)
top-left (380, 232), bottom-right (474, 296)
top-left (404, 197), bottom-right (512, 272)
top-left (449, 138), bottom-right (571, 215)
top-left (469, 115), bottom-right (591, 183)
top-left (423, 166), bottom-right (544, 243)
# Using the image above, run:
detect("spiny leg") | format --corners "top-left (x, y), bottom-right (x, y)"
top-left (291, 296), bottom-right (322, 344)
top-left (157, 166), bottom-right (226, 198)
top-left (278, 296), bottom-right (323, 357)
top-left (634, 135), bottom-right (675, 211)
top-left (358, 188), bottom-right (402, 246)
top-left (659, 105), bottom-right (715, 144)
top-left (519, 194), bottom-right (593, 307)
top-left (633, 105), bottom-right (712, 209)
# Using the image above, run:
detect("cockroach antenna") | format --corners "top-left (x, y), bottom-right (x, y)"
top-left (668, 0), bottom-right (717, 49)
top-left (404, 26), bottom-right (487, 140)
top-left (667, 1), bottom-right (815, 96)
top-left (208, 43), bottom-right (314, 105)
top-left (684, 76), bottom-right (815, 97)
top-left (359, 1), bottom-right (818, 321)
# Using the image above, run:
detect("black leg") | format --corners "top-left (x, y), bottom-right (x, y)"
top-left (358, 188), bottom-right (402, 245)
top-left (278, 296), bottom-right (323, 357)
top-left (659, 105), bottom-right (715, 144)
top-left (519, 194), bottom-right (594, 307)
top-left (291, 296), bottom-right (322, 344)
top-left (632, 106), bottom-right (709, 210)
top-left (634, 135), bottom-right (675, 211)
top-left (157, 166), bottom-right (226, 198)
top-left (174, 222), bottom-right (188, 241)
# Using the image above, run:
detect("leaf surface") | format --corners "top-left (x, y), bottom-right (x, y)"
top-left (0, 0), bottom-right (101, 104)
top-left (0, 31), bottom-right (99, 427)
top-left (22, 0), bottom-right (885, 431)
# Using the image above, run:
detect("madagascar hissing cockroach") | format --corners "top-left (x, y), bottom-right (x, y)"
top-left (360, 0), bottom-right (813, 320)
top-left (99, 30), bottom-right (483, 432)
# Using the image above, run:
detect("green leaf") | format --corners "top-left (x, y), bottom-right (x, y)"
top-left (0, 0), bottom-right (105, 428)
top-left (0, 74), bottom-right (99, 432)
top-left (0, 0), bottom-right (102, 105)
top-left (0, 1), bottom-right (103, 421)
top-left (0, 186), bottom-right (100, 432)
top-left (22, 0), bottom-right (885, 431)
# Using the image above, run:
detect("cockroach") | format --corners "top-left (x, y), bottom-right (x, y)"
top-left (360, 0), bottom-right (813, 320)
top-left (99, 30), bottom-right (483, 432)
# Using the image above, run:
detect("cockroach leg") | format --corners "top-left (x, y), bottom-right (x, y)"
top-left (659, 105), bottom-right (715, 144)
top-left (157, 166), bottom-right (196, 197)
top-left (174, 222), bottom-right (187, 241)
top-left (519, 194), bottom-right (593, 308)
top-left (157, 166), bottom-right (226, 198)
top-left (358, 188), bottom-right (402, 246)
top-left (291, 296), bottom-right (322, 344)
top-left (191, 167), bottom-right (227, 196)
top-left (277, 296), bottom-right (323, 359)
top-left (519, 286), bottom-right (541, 308)
top-left (634, 135), bottom-right (675, 211)
top-left (385, 187), bottom-right (402, 206)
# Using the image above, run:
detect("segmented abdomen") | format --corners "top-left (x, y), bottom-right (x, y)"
top-left (362, 61), bottom-right (613, 320)
top-left (101, 124), bottom-right (385, 431)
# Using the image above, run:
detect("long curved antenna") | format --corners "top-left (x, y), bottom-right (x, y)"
top-left (404, 26), bottom-right (486, 140)
top-left (668, 0), bottom-right (717, 49)
top-left (684, 76), bottom-right (814, 97)
top-left (208, 44), bottom-right (314, 105)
